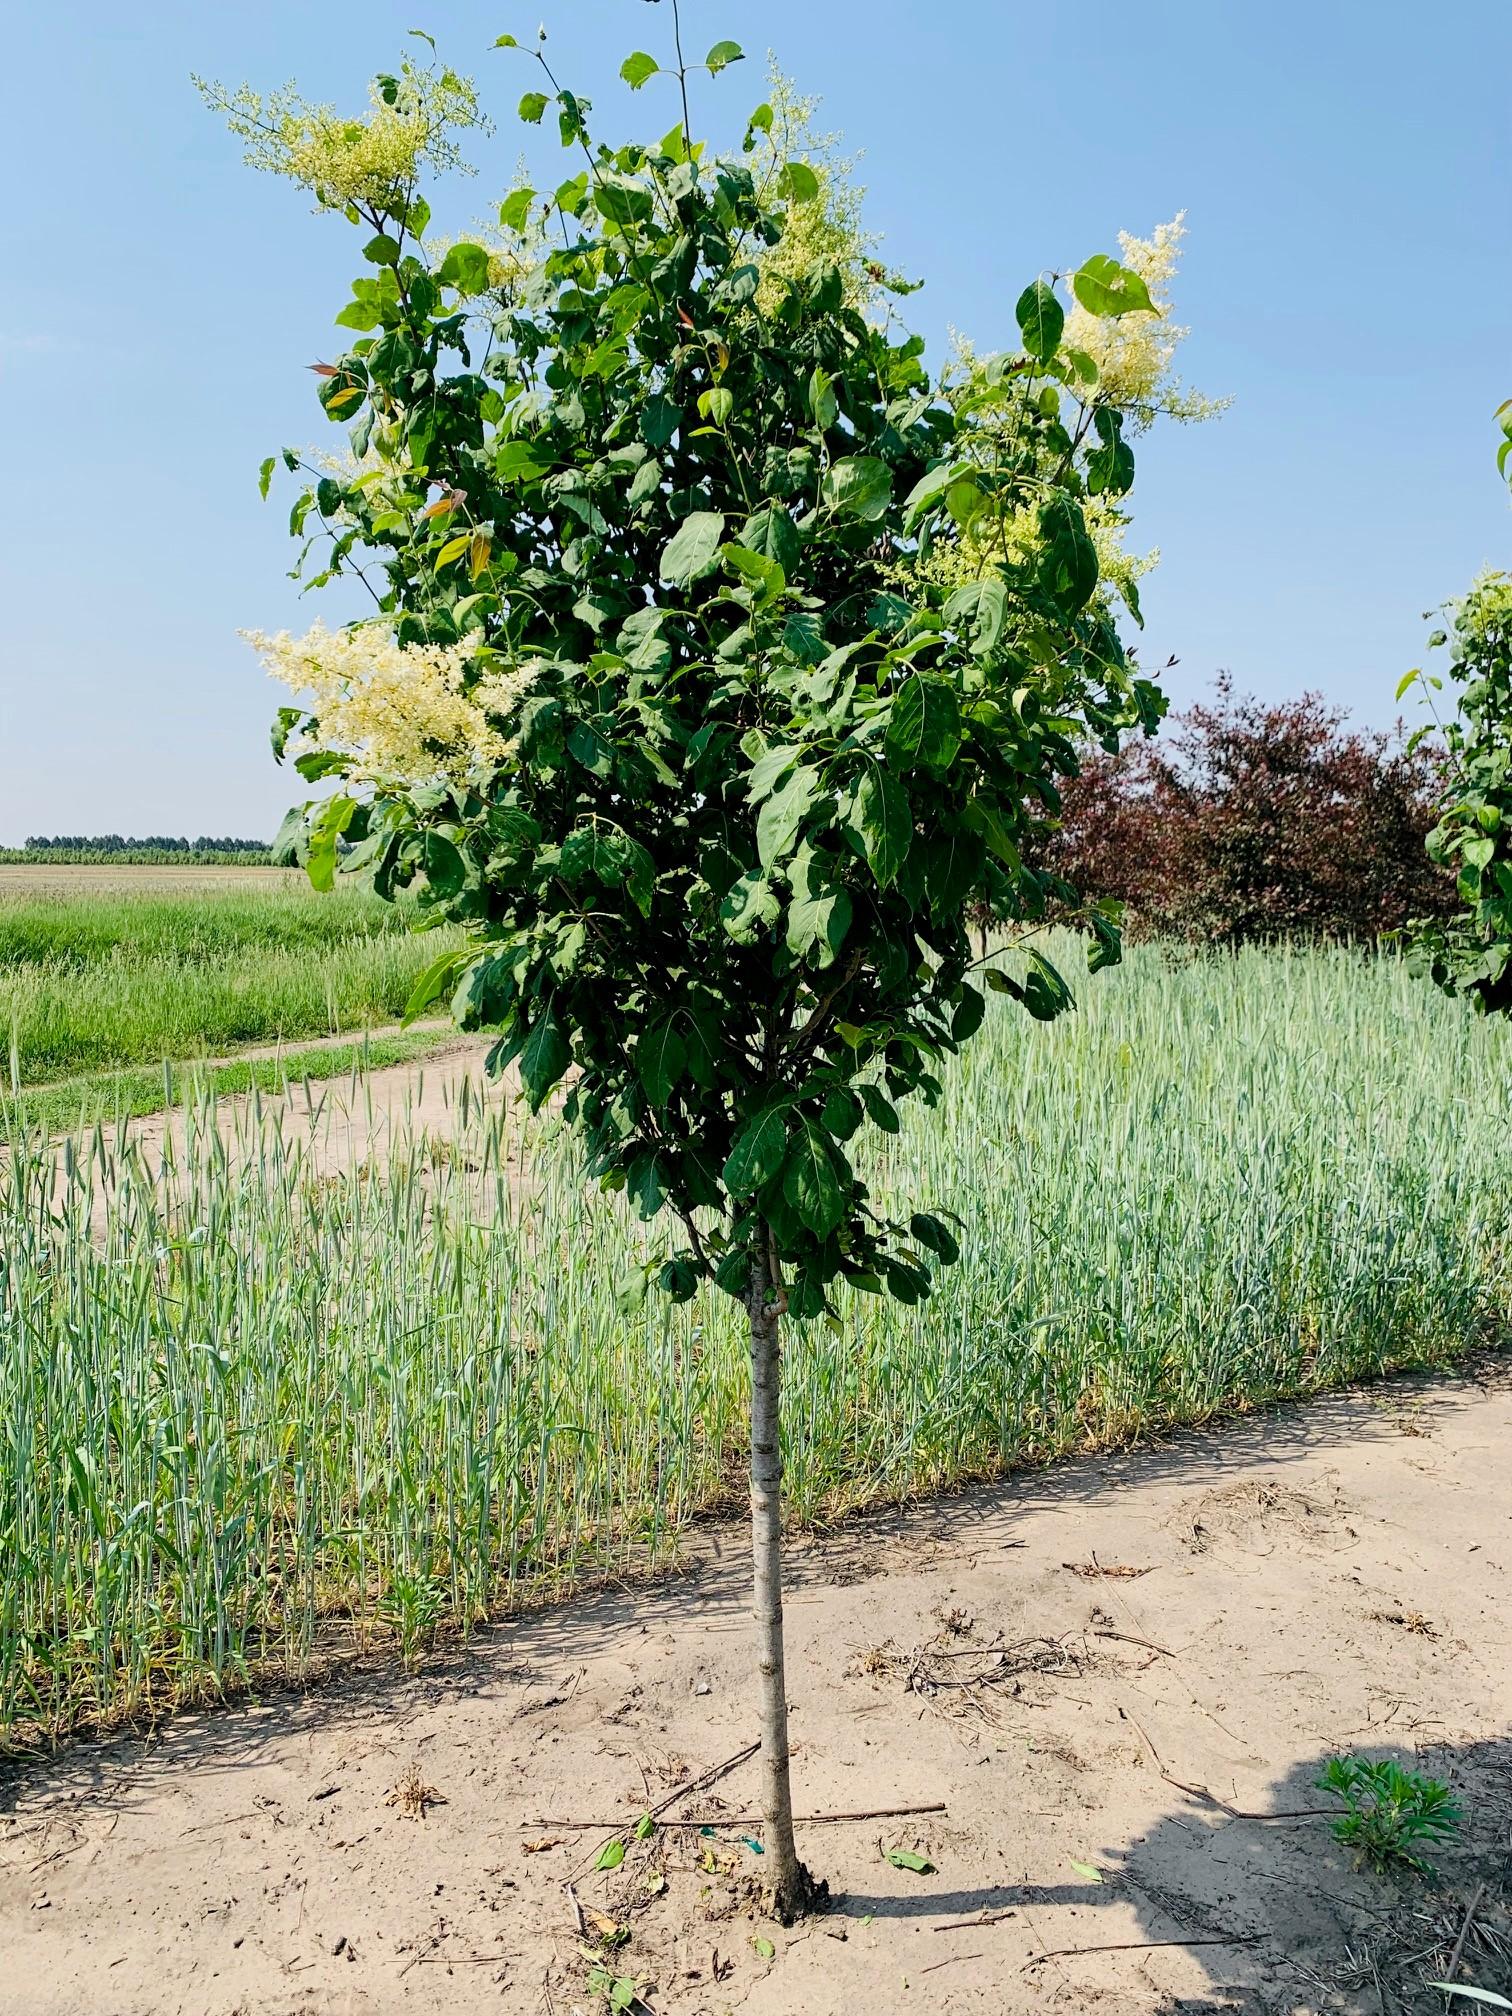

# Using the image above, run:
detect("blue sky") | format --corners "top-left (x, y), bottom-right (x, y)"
top-left (2, 0), bottom-right (1508, 841)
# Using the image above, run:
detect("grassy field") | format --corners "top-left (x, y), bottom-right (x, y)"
top-left (1, 871), bottom-right (463, 1117)
top-left (2, 937), bottom-right (1509, 1738)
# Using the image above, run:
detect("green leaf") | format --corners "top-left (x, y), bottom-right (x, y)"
top-left (640, 393), bottom-right (679, 449)
top-left (1069, 1860), bottom-right (1104, 1884)
top-left (1015, 278), bottom-right (1064, 362)
top-left (638, 1017), bottom-right (686, 1108)
top-left (885, 675), bottom-right (961, 769)
top-left (594, 1838), bottom-right (626, 1872)
top-left (423, 832), bottom-right (466, 896)
top-left (782, 1119), bottom-right (847, 1236)
top-left (808, 367), bottom-right (838, 431)
top-left (499, 186), bottom-right (534, 231)
top-left (1087, 407), bottom-right (1136, 496)
top-left (777, 160), bottom-right (820, 203)
top-left (659, 510), bottom-right (726, 586)
top-left (437, 242), bottom-right (492, 295)
top-left (884, 1848), bottom-right (936, 1874)
top-left (1023, 950), bottom-right (1074, 1022)
top-left (622, 838), bottom-right (655, 916)
top-left (594, 174), bottom-right (654, 229)
top-left (822, 455), bottom-right (892, 522)
top-left (402, 947), bottom-right (472, 1027)
top-left (1071, 253), bottom-right (1155, 319)
top-left (567, 723), bottom-right (614, 777)
top-left (293, 750), bottom-right (349, 784)
top-left (519, 1009), bottom-right (570, 1112)
top-left (786, 848), bottom-right (853, 967)
top-left (942, 579), bottom-right (1009, 656)
top-left (910, 1212), bottom-right (960, 1265)
top-left (858, 1082), bottom-right (899, 1134)
top-left (619, 50), bottom-right (658, 88)
top-left (258, 456), bottom-right (275, 500)
top-left (738, 506), bottom-right (800, 572)
top-left (554, 169), bottom-right (590, 216)
top-left (659, 1258), bottom-right (699, 1301)
top-left (846, 765), bottom-right (910, 888)
top-left (757, 765), bottom-right (823, 869)
top-left (363, 232), bottom-right (401, 267)
top-left (560, 826), bottom-right (627, 887)
top-left (901, 462), bottom-right (961, 531)
top-left (721, 544), bottom-right (783, 604)
top-left (518, 90), bottom-right (548, 123)
top-left (706, 39), bottom-right (744, 73)
top-left (723, 1106), bottom-right (788, 1196)
top-left (751, 1934), bottom-right (775, 1960)
top-left (557, 90), bottom-right (587, 147)
top-left (746, 741), bottom-right (803, 803)
top-left (783, 612), bottom-right (827, 665)
top-left (1038, 493), bottom-right (1099, 615)
top-left (335, 296), bottom-right (382, 331)
top-left (720, 868), bottom-right (780, 942)
top-left (950, 983), bottom-right (985, 1041)
top-left (627, 459), bottom-right (662, 509)
top-left (820, 1087), bottom-right (862, 1138)
top-left (633, 1813), bottom-right (656, 1841)
top-left (305, 794), bottom-right (357, 893)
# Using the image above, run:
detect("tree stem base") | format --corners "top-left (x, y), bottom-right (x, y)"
top-left (766, 1860), bottom-right (829, 1927)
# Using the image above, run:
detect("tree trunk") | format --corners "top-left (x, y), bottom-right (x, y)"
top-left (745, 1243), bottom-right (819, 1921)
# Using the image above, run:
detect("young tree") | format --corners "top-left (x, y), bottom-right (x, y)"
top-left (1402, 410), bottom-right (1512, 1013)
top-left (207, 22), bottom-right (1178, 1918)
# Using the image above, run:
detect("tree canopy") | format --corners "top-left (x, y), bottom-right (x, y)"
top-left (1403, 408), bottom-right (1512, 1012)
top-left (217, 35), bottom-right (1182, 1320)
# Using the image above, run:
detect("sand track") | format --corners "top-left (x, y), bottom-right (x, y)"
top-left (3, 1363), bottom-right (1509, 2015)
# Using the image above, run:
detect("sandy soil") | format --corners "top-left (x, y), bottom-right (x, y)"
top-left (90, 1038), bottom-right (496, 1177)
top-left (51, 1041), bottom-right (501, 1237)
top-left (3, 1365), bottom-right (1509, 2016)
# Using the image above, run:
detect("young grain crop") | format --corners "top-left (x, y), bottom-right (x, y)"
top-left (1, 940), bottom-right (1508, 1737)
top-left (1, 878), bottom-right (462, 1084)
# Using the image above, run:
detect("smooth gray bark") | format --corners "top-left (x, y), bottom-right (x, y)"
top-left (745, 1244), bottom-right (806, 1917)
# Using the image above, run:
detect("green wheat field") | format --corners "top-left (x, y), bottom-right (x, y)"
top-left (2, 873), bottom-right (1509, 1740)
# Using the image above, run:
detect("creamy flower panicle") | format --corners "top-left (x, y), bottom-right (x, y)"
top-left (193, 61), bottom-right (483, 215)
top-left (243, 622), bottom-right (542, 787)
top-left (1064, 214), bottom-right (1226, 429)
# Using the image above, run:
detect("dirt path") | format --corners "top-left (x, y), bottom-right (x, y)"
top-left (31, 1017), bottom-right (456, 1090)
top-left (90, 1034), bottom-right (494, 1170)
top-left (49, 1038), bottom-right (501, 1237)
top-left (3, 1366), bottom-right (1509, 2016)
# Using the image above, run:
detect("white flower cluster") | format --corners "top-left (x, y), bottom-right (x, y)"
top-left (195, 62), bottom-right (483, 216)
top-left (1063, 214), bottom-right (1226, 430)
top-left (243, 621), bottom-right (541, 787)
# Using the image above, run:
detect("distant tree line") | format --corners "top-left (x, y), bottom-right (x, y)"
top-left (21, 834), bottom-right (271, 854)
top-left (1, 834), bottom-right (275, 867)
top-left (1037, 678), bottom-right (1456, 946)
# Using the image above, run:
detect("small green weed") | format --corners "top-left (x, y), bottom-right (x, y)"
top-left (585, 1964), bottom-right (644, 2011)
top-left (1317, 1755), bottom-right (1462, 1873)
